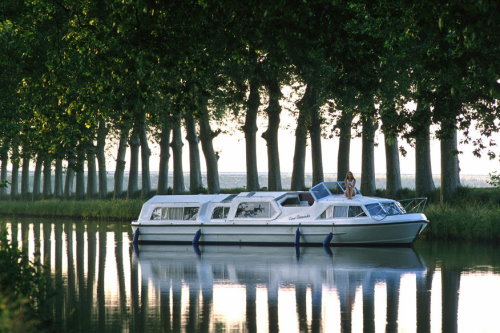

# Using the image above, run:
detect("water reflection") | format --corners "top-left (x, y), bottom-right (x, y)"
top-left (1, 219), bottom-right (500, 332)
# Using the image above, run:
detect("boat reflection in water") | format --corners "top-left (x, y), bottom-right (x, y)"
top-left (134, 245), bottom-right (427, 332)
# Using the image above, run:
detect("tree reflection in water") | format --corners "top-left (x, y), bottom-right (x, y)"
top-left (0, 219), bottom-right (499, 332)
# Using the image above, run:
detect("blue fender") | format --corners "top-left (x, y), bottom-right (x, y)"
top-left (133, 228), bottom-right (140, 244)
top-left (323, 232), bottom-right (334, 247)
top-left (294, 228), bottom-right (301, 247)
top-left (193, 229), bottom-right (202, 245)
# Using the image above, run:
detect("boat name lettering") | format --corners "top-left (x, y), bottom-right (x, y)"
top-left (289, 214), bottom-right (310, 220)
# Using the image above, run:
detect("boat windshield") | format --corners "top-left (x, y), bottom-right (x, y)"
top-left (310, 183), bottom-right (332, 200)
top-left (382, 202), bottom-right (406, 215)
top-left (310, 182), bottom-right (360, 200)
top-left (365, 202), bottom-right (405, 218)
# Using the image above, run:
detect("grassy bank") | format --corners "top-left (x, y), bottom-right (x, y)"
top-left (420, 203), bottom-right (500, 242)
top-left (0, 199), bottom-right (143, 221)
top-left (0, 187), bottom-right (498, 241)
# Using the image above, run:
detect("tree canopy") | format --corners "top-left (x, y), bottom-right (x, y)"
top-left (0, 0), bottom-right (498, 198)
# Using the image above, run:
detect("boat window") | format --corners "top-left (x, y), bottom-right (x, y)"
top-left (365, 203), bottom-right (385, 217)
top-left (381, 202), bottom-right (404, 215)
top-left (396, 201), bottom-right (407, 214)
top-left (151, 207), bottom-right (162, 220)
top-left (319, 206), bottom-right (367, 219)
top-left (280, 196), bottom-right (301, 206)
top-left (348, 206), bottom-right (367, 217)
top-left (319, 206), bottom-right (334, 219)
top-left (319, 206), bottom-right (349, 219)
top-left (150, 207), bottom-right (199, 221)
top-left (310, 183), bottom-right (331, 200)
top-left (298, 192), bottom-right (315, 206)
top-left (165, 207), bottom-right (183, 220)
top-left (326, 182), bottom-right (345, 195)
top-left (235, 202), bottom-right (275, 218)
top-left (184, 207), bottom-right (199, 220)
top-left (333, 206), bottom-right (348, 218)
top-left (211, 206), bottom-right (230, 219)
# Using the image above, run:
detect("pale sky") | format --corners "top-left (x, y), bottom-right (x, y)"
top-left (139, 86), bottom-right (499, 177)
top-left (140, 115), bottom-right (499, 176)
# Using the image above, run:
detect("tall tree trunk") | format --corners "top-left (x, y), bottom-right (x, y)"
top-left (262, 78), bottom-right (282, 191)
top-left (157, 116), bottom-right (171, 195)
top-left (243, 79), bottom-right (260, 191)
top-left (198, 95), bottom-right (220, 194)
top-left (64, 158), bottom-right (75, 199)
top-left (127, 128), bottom-right (140, 198)
top-left (21, 157), bottom-right (30, 199)
top-left (360, 112), bottom-right (377, 196)
top-left (171, 120), bottom-right (185, 194)
top-left (0, 143), bottom-right (8, 199)
top-left (96, 120), bottom-right (109, 199)
top-left (42, 157), bottom-right (52, 199)
top-left (75, 148), bottom-right (86, 200)
top-left (33, 155), bottom-right (43, 199)
top-left (381, 105), bottom-right (402, 196)
top-left (54, 159), bottom-right (63, 198)
top-left (307, 86), bottom-right (323, 186)
top-left (384, 138), bottom-right (401, 196)
top-left (114, 126), bottom-right (129, 199)
top-left (336, 110), bottom-right (353, 181)
top-left (291, 86), bottom-right (313, 190)
top-left (440, 122), bottom-right (461, 202)
top-left (10, 144), bottom-right (20, 199)
top-left (185, 114), bottom-right (202, 193)
top-left (86, 146), bottom-right (98, 199)
top-left (138, 113), bottom-right (151, 197)
top-left (414, 102), bottom-right (435, 197)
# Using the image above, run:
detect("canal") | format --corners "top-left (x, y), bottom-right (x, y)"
top-left (1, 218), bottom-right (499, 332)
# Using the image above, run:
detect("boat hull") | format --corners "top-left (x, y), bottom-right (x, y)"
top-left (131, 219), bottom-right (428, 245)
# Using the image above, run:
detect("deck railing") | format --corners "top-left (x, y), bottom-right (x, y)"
top-left (397, 197), bottom-right (427, 214)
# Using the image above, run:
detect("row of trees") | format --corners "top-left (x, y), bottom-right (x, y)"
top-left (0, 0), bottom-right (498, 202)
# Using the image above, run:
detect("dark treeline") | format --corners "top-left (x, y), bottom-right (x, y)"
top-left (0, 0), bottom-right (498, 202)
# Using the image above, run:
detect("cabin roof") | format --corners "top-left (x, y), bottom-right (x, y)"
top-left (144, 194), bottom-right (232, 205)
top-left (143, 189), bottom-right (394, 207)
top-left (235, 191), bottom-right (289, 199)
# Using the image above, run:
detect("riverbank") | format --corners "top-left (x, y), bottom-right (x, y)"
top-left (0, 199), bottom-right (143, 221)
top-left (0, 187), bottom-right (498, 242)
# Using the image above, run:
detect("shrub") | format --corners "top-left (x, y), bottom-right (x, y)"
top-left (421, 203), bottom-right (500, 242)
top-left (0, 232), bottom-right (50, 332)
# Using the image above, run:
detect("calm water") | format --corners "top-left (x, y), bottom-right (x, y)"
top-left (1, 218), bottom-right (500, 333)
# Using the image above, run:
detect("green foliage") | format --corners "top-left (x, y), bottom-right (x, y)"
top-left (487, 172), bottom-right (500, 188)
top-left (0, 231), bottom-right (49, 332)
top-left (0, 0), bottom-right (498, 204)
top-left (0, 180), bottom-right (8, 189)
top-left (0, 200), bottom-right (143, 221)
top-left (421, 203), bottom-right (500, 242)
top-left (375, 186), bottom-right (500, 206)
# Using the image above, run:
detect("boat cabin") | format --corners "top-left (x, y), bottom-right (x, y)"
top-left (132, 181), bottom-right (429, 245)
top-left (137, 181), bottom-right (415, 224)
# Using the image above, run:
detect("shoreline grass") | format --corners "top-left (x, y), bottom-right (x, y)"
top-left (0, 199), bottom-right (143, 221)
top-left (0, 187), bottom-right (498, 241)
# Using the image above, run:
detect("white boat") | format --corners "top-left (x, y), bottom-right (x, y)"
top-left (131, 181), bottom-right (429, 245)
